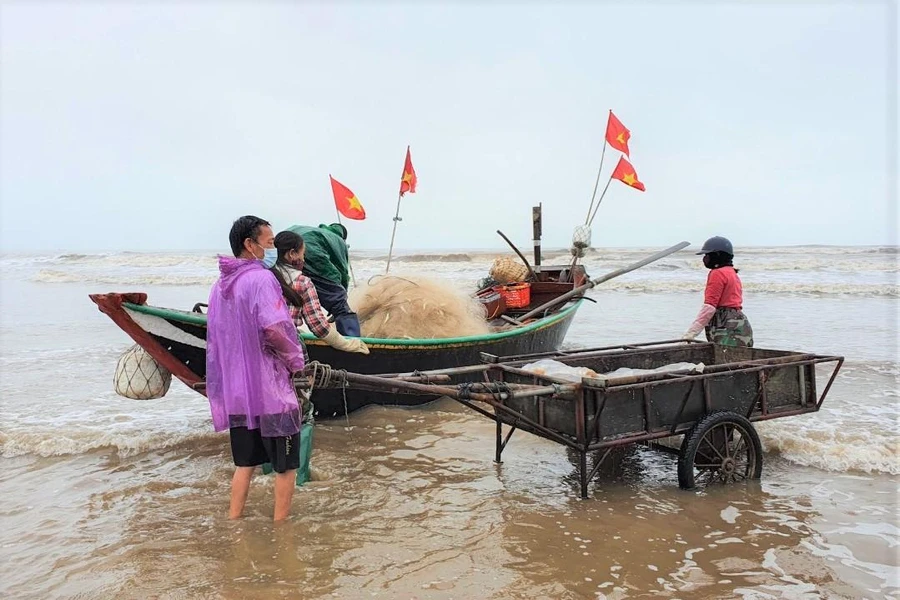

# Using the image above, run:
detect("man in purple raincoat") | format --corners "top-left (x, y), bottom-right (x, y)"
top-left (206, 215), bottom-right (306, 521)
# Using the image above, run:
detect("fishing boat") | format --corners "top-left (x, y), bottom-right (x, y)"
top-left (90, 262), bottom-right (589, 417)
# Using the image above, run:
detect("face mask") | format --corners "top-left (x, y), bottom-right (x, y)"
top-left (292, 258), bottom-right (305, 271)
top-left (261, 248), bottom-right (278, 269)
top-left (250, 239), bottom-right (278, 268)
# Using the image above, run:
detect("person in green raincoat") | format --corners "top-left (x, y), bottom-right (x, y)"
top-left (287, 223), bottom-right (361, 337)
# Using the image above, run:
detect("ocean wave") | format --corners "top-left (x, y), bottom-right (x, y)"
top-left (757, 421), bottom-right (900, 475)
top-left (32, 269), bottom-right (216, 286)
top-left (29, 267), bottom-right (898, 297)
top-left (735, 245), bottom-right (899, 256)
top-left (54, 253), bottom-right (97, 262)
top-left (386, 253), bottom-right (474, 263)
top-left (593, 280), bottom-right (899, 298)
top-left (0, 426), bottom-right (221, 459)
top-left (51, 253), bottom-right (218, 268)
top-left (580, 257), bottom-right (898, 273)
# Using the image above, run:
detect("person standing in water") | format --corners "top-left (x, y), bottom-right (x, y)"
top-left (206, 215), bottom-right (306, 521)
top-left (270, 230), bottom-right (369, 355)
top-left (682, 236), bottom-right (754, 347)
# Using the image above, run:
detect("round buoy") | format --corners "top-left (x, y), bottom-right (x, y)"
top-left (114, 344), bottom-right (172, 400)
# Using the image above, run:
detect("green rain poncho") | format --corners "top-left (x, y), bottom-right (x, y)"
top-left (288, 224), bottom-right (350, 289)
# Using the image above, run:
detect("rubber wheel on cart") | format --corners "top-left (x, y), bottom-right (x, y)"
top-left (678, 410), bottom-right (763, 490)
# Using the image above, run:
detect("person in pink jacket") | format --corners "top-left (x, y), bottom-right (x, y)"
top-left (206, 215), bottom-right (306, 521)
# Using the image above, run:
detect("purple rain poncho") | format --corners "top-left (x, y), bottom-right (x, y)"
top-left (206, 256), bottom-right (306, 437)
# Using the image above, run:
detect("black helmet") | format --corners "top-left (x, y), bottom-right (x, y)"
top-left (697, 236), bottom-right (733, 256)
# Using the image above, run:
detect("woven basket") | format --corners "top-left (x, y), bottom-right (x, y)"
top-left (490, 257), bottom-right (529, 284)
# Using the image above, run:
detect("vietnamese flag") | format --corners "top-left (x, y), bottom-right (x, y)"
top-left (330, 175), bottom-right (366, 220)
top-left (605, 111), bottom-right (631, 156)
top-left (399, 146), bottom-right (417, 196)
top-left (611, 156), bottom-right (645, 191)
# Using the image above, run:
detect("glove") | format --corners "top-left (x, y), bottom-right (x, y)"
top-left (322, 326), bottom-right (370, 354)
top-left (683, 304), bottom-right (716, 341)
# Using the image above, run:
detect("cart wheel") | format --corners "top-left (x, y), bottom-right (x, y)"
top-left (678, 411), bottom-right (762, 490)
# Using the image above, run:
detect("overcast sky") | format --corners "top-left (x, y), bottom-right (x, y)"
top-left (0, 2), bottom-right (895, 253)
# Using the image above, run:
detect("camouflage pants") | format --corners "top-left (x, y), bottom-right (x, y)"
top-left (705, 307), bottom-right (754, 347)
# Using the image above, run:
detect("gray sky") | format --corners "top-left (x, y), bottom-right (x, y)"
top-left (0, 2), bottom-right (895, 252)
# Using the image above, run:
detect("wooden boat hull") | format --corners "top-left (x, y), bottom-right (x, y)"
top-left (89, 292), bottom-right (583, 418)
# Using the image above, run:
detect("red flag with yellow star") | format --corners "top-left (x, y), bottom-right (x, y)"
top-left (611, 156), bottom-right (645, 191)
top-left (605, 111), bottom-right (631, 156)
top-left (399, 146), bottom-right (417, 196)
top-left (330, 175), bottom-right (366, 220)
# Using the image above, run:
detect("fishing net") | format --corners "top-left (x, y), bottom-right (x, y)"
top-left (114, 344), bottom-right (172, 400)
top-left (571, 225), bottom-right (592, 258)
top-left (490, 256), bottom-right (529, 284)
top-left (349, 275), bottom-right (491, 339)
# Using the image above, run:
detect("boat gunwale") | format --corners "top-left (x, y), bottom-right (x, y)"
top-left (122, 298), bottom-right (584, 348)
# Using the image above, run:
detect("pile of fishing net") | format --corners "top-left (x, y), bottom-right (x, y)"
top-left (349, 275), bottom-right (490, 339)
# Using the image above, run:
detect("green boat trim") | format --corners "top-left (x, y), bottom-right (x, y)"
top-left (123, 299), bottom-right (583, 348)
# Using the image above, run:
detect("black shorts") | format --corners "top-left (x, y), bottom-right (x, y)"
top-left (229, 427), bottom-right (300, 473)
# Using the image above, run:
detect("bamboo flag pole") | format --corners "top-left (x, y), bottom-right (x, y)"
top-left (569, 169), bottom-right (614, 279)
top-left (334, 208), bottom-right (358, 287)
top-left (587, 171), bottom-right (615, 227)
top-left (583, 109), bottom-right (616, 225)
top-left (584, 140), bottom-right (608, 225)
top-left (384, 190), bottom-right (403, 274)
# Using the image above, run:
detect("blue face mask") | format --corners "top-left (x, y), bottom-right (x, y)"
top-left (261, 247), bottom-right (278, 269)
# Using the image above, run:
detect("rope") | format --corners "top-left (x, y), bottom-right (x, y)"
top-left (302, 362), bottom-right (351, 428)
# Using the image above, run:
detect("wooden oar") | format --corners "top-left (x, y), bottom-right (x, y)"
top-left (517, 241), bottom-right (691, 321)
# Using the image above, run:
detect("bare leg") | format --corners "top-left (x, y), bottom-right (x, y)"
top-left (229, 466), bottom-right (255, 519)
top-left (273, 470), bottom-right (296, 521)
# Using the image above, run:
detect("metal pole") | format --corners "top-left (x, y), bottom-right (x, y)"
top-left (385, 191), bottom-right (403, 274)
top-left (532, 204), bottom-right (542, 275)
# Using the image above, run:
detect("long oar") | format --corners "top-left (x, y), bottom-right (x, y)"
top-left (517, 241), bottom-right (690, 321)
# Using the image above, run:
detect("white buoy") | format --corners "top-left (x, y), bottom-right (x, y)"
top-left (114, 344), bottom-right (172, 400)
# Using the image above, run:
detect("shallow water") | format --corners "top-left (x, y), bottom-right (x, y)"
top-left (1, 246), bottom-right (897, 598)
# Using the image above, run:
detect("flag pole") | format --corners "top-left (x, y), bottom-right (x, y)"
top-left (584, 141), bottom-right (608, 225)
top-left (385, 191), bottom-right (403, 274)
top-left (587, 172), bottom-right (615, 227)
top-left (334, 208), bottom-right (358, 287)
top-left (569, 164), bottom-right (612, 279)
top-left (584, 110), bottom-right (613, 225)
